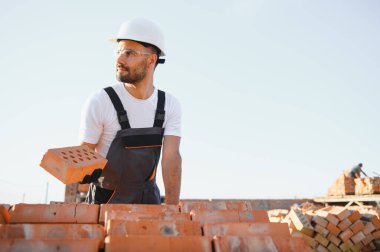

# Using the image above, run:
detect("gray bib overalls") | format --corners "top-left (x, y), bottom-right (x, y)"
top-left (86, 87), bottom-right (165, 204)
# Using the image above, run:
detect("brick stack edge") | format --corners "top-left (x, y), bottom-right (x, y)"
top-left (268, 203), bottom-right (380, 251)
top-left (0, 201), bottom-right (312, 252)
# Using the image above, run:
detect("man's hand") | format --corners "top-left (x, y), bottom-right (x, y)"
top-left (161, 136), bottom-right (182, 205)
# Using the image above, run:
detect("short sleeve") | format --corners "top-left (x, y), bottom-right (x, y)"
top-left (78, 91), bottom-right (104, 144)
top-left (164, 95), bottom-right (182, 137)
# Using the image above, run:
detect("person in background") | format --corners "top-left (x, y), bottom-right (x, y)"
top-left (348, 163), bottom-right (368, 178)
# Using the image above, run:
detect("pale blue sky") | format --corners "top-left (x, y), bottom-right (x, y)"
top-left (1, 0), bottom-right (379, 204)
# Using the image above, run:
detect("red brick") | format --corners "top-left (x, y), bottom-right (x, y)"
top-left (0, 224), bottom-right (105, 247)
top-left (327, 242), bottom-right (341, 252)
top-left (203, 222), bottom-right (290, 237)
top-left (107, 220), bottom-right (202, 236)
top-left (40, 145), bottom-right (107, 184)
top-left (0, 239), bottom-right (99, 252)
top-left (328, 206), bottom-right (351, 221)
top-left (316, 210), bottom-right (339, 225)
top-left (239, 210), bottom-right (269, 222)
top-left (104, 210), bottom-right (190, 225)
top-left (339, 228), bottom-right (353, 243)
top-left (273, 236), bottom-right (313, 252)
top-left (0, 223), bottom-right (105, 238)
top-left (314, 224), bottom-right (329, 237)
top-left (337, 218), bottom-right (352, 231)
top-left (339, 239), bottom-right (353, 251)
top-left (99, 204), bottom-right (179, 224)
top-left (213, 236), bottom-right (278, 252)
top-left (0, 204), bottom-right (10, 224)
top-left (370, 214), bottom-right (380, 229)
top-left (179, 200), bottom-right (250, 212)
top-left (361, 233), bottom-right (373, 245)
top-left (105, 235), bottom-right (212, 252)
top-left (9, 204), bottom-right (99, 224)
top-left (326, 222), bottom-right (341, 236)
top-left (312, 215), bottom-right (328, 228)
top-left (190, 210), bottom-right (268, 225)
top-left (314, 233), bottom-right (329, 247)
top-left (347, 210), bottom-right (361, 223)
top-left (316, 244), bottom-right (329, 252)
top-left (350, 231), bottom-right (365, 244)
top-left (349, 220), bottom-right (364, 234)
top-left (351, 241), bottom-right (364, 252)
top-left (327, 233), bottom-right (341, 247)
top-left (363, 221), bottom-right (375, 235)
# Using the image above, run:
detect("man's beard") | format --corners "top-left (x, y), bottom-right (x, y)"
top-left (116, 60), bottom-right (148, 84)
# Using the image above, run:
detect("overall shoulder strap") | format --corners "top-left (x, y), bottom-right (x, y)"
top-left (104, 87), bottom-right (131, 129)
top-left (154, 90), bottom-right (166, 128)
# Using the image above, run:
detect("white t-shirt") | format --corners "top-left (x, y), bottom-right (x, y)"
top-left (79, 83), bottom-right (181, 157)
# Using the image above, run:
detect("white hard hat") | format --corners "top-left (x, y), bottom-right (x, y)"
top-left (111, 18), bottom-right (166, 58)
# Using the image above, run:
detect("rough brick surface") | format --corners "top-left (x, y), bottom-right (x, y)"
top-left (104, 210), bottom-right (190, 225)
top-left (328, 206), bottom-right (350, 221)
top-left (350, 231), bottom-right (365, 244)
top-left (0, 224), bottom-right (105, 240)
top-left (314, 224), bottom-right (329, 237)
top-left (349, 220), bottom-right (364, 234)
top-left (272, 236), bottom-right (313, 252)
top-left (339, 228), bottom-right (353, 243)
top-left (179, 200), bottom-right (250, 212)
top-left (326, 222), bottom-right (340, 237)
top-left (203, 222), bottom-right (290, 237)
top-left (9, 204), bottom-right (99, 224)
top-left (105, 235), bottom-right (212, 252)
top-left (40, 145), bottom-right (107, 184)
top-left (327, 233), bottom-right (341, 247)
top-left (107, 220), bottom-right (202, 236)
top-left (190, 210), bottom-right (269, 225)
top-left (0, 239), bottom-right (99, 252)
top-left (99, 204), bottom-right (179, 224)
top-left (363, 221), bottom-right (375, 235)
top-left (314, 233), bottom-right (329, 247)
top-left (347, 210), bottom-right (361, 223)
top-left (213, 236), bottom-right (278, 252)
top-left (337, 218), bottom-right (351, 230)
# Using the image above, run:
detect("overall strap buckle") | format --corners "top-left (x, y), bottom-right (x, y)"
top-left (104, 87), bottom-right (131, 129)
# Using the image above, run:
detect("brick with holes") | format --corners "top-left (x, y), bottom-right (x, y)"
top-left (40, 145), bottom-right (107, 184)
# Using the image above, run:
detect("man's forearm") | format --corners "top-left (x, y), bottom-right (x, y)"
top-left (162, 154), bottom-right (182, 205)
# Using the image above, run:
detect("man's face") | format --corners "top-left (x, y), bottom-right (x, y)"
top-left (116, 40), bottom-right (152, 84)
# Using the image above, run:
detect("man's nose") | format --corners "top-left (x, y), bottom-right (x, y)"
top-left (116, 53), bottom-right (128, 65)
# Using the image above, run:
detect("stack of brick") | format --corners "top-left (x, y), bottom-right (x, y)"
top-left (355, 177), bottom-right (380, 195)
top-left (0, 200), bottom-right (312, 252)
top-left (283, 205), bottom-right (380, 251)
top-left (0, 203), bottom-right (104, 251)
top-left (328, 173), bottom-right (355, 196)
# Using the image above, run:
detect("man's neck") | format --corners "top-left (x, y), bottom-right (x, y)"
top-left (124, 78), bottom-right (154, 100)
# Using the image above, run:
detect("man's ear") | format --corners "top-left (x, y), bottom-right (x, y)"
top-left (149, 54), bottom-right (158, 67)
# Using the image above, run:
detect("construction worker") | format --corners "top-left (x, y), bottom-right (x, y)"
top-left (79, 18), bottom-right (182, 205)
top-left (348, 163), bottom-right (368, 178)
